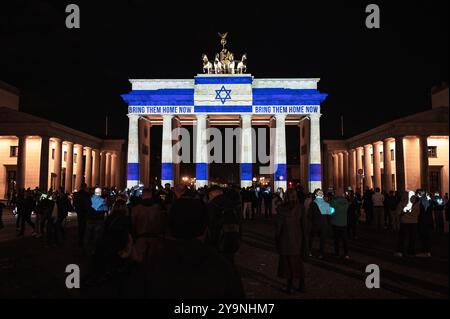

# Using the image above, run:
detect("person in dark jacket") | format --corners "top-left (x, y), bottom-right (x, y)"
top-left (55, 190), bottom-right (72, 242)
top-left (416, 190), bottom-right (433, 257)
top-left (17, 189), bottom-right (36, 237)
top-left (346, 190), bottom-right (358, 240)
top-left (125, 197), bottom-right (245, 299)
top-left (276, 189), bottom-right (305, 293)
top-left (0, 201), bottom-right (6, 230)
top-left (308, 190), bottom-right (333, 258)
top-left (206, 186), bottom-right (241, 264)
top-left (73, 183), bottom-right (92, 248)
top-left (130, 188), bottom-right (167, 262)
top-left (331, 190), bottom-right (350, 259)
top-left (432, 193), bottom-right (445, 233)
top-left (83, 227), bottom-right (137, 298)
top-left (263, 187), bottom-right (273, 218)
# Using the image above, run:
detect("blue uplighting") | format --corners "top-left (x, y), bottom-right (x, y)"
top-left (161, 163), bottom-right (173, 181)
top-left (127, 163), bottom-right (139, 181)
top-left (274, 164), bottom-right (287, 181)
top-left (241, 163), bottom-right (252, 181)
top-left (309, 163), bottom-right (322, 182)
top-left (196, 163), bottom-right (208, 181)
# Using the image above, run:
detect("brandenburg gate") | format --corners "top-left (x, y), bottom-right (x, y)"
top-left (121, 34), bottom-right (328, 191)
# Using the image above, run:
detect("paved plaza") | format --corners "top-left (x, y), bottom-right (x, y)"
top-left (0, 208), bottom-right (448, 299)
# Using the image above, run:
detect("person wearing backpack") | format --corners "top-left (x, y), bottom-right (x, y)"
top-left (206, 186), bottom-right (241, 264)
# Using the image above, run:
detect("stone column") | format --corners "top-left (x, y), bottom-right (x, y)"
top-left (395, 137), bottom-right (406, 192)
top-left (16, 135), bottom-right (27, 190)
top-left (363, 145), bottom-right (372, 189)
top-left (240, 114), bottom-right (253, 188)
top-left (84, 147), bottom-right (92, 187)
top-left (373, 142), bottom-right (382, 190)
top-left (39, 136), bottom-right (50, 192)
top-left (308, 113), bottom-right (322, 192)
top-left (349, 149), bottom-right (356, 191)
top-left (64, 142), bottom-right (74, 193)
top-left (343, 151), bottom-right (349, 189)
top-left (74, 144), bottom-right (84, 190)
top-left (333, 153), bottom-right (339, 189)
top-left (338, 152), bottom-right (344, 192)
top-left (161, 114), bottom-right (174, 187)
top-left (327, 152), bottom-right (333, 190)
top-left (92, 150), bottom-right (100, 187)
top-left (383, 139), bottom-right (393, 192)
top-left (100, 151), bottom-right (106, 187)
top-left (105, 152), bottom-right (112, 187)
top-left (53, 138), bottom-right (62, 191)
top-left (274, 114), bottom-right (287, 191)
top-left (127, 114), bottom-right (140, 188)
top-left (195, 114), bottom-right (208, 188)
top-left (111, 152), bottom-right (118, 187)
top-left (356, 147), bottom-right (363, 192)
top-left (419, 136), bottom-right (429, 191)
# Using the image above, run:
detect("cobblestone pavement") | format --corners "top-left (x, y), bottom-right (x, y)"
top-left (0, 208), bottom-right (448, 299)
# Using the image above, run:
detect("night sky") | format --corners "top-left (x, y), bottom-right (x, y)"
top-left (1, 1), bottom-right (448, 142)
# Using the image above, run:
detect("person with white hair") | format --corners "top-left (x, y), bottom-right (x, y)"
top-left (308, 189), bottom-right (334, 258)
top-left (84, 187), bottom-right (109, 256)
top-left (394, 190), bottom-right (420, 257)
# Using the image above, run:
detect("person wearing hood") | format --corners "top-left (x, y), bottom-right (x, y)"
top-left (394, 191), bottom-right (420, 257)
top-left (331, 190), bottom-right (350, 259)
top-left (130, 188), bottom-right (167, 262)
top-left (308, 189), bottom-right (334, 258)
top-left (417, 190), bottom-right (434, 257)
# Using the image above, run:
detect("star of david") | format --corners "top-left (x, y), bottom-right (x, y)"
top-left (215, 85), bottom-right (232, 104)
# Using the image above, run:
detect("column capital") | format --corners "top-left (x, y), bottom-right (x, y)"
top-left (127, 113), bottom-right (140, 119)
top-left (84, 146), bottom-right (92, 151)
top-left (273, 113), bottom-right (287, 120)
top-left (64, 140), bottom-right (74, 146)
top-left (196, 113), bottom-right (207, 119)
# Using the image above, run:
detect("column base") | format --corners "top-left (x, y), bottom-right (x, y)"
top-left (274, 181), bottom-right (287, 192)
top-left (240, 180), bottom-right (253, 188)
top-left (161, 180), bottom-right (174, 188)
top-left (309, 181), bottom-right (322, 193)
top-left (127, 180), bottom-right (140, 189)
top-left (196, 180), bottom-right (208, 189)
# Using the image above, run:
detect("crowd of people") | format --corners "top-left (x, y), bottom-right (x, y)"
top-left (0, 181), bottom-right (449, 297)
